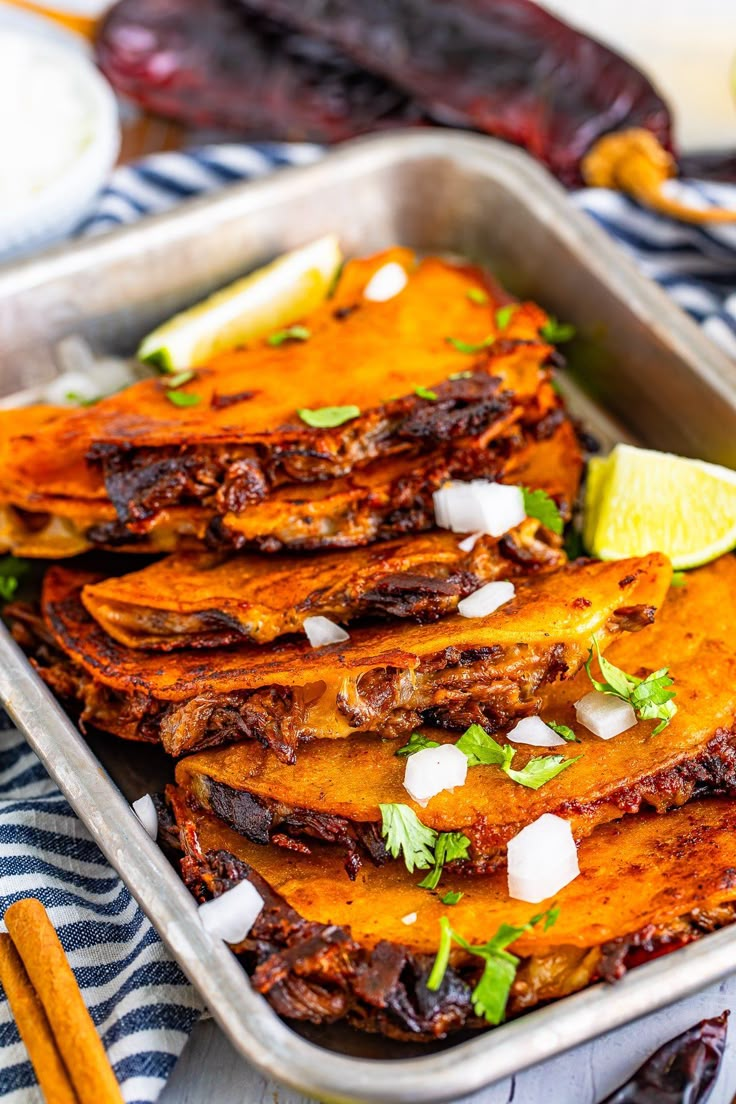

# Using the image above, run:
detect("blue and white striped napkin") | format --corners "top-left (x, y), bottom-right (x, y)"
top-left (2, 139), bottom-right (736, 1104)
top-left (0, 714), bottom-right (203, 1104)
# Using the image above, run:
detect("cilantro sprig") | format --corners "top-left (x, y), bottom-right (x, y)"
top-left (456, 724), bottom-right (579, 789)
top-left (418, 832), bottom-right (470, 890)
top-left (585, 639), bottom-right (676, 736)
top-left (379, 804), bottom-right (471, 889)
top-left (427, 906), bottom-right (559, 1024)
top-left (522, 487), bottom-right (564, 535)
top-left (379, 804), bottom-right (437, 873)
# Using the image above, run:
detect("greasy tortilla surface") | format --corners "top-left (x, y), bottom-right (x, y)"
top-left (81, 520), bottom-right (565, 648)
top-left (179, 795), bottom-right (736, 957)
top-left (43, 553), bottom-right (670, 703)
top-left (176, 555), bottom-right (734, 861)
top-left (0, 250), bottom-right (551, 508)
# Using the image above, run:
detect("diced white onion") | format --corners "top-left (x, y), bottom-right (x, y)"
top-left (574, 690), bottom-right (636, 740)
top-left (303, 615), bottom-right (350, 648)
top-left (401, 912), bottom-right (417, 926)
top-left (507, 716), bottom-right (566, 748)
top-left (403, 743), bottom-right (468, 807)
top-left (433, 480), bottom-right (525, 537)
top-left (44, 371), bottom-right (100, 407)
top-left (46, 335), bottom-right (144, 406)
top-left (457, 532), bottom-right (483, 552)
top-left (457, 580), bottom-right (515, 618)
top-left (507, 814), bottom-right (580, 903)
top-left (363, 262), bottom-right (408, 302)
top-left (132, 794), bottom-right (158, 840)
top-left (198, 879), bottom-right (264, 944)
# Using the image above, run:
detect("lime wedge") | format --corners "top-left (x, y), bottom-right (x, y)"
top-left (584, 443), bottom-right (736, 569)
top-left (137, 235), bottom-right (342, 372)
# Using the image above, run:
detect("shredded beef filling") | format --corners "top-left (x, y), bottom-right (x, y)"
top-left (88, 374), bottom-right (518, 528)
top-left (9, 592), bottom-right (657, 766)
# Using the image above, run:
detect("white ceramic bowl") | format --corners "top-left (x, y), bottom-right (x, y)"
top-left (0, 27), bottom-right (120, 260)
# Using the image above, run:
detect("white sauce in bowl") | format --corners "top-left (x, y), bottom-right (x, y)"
top-left (0, 28), bottom-right (119, 256)
top-left (0, 35), bottom-right (96, 209)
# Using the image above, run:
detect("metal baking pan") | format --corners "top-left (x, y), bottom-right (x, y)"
top-left (1, 130), bottom-right (736, 1104)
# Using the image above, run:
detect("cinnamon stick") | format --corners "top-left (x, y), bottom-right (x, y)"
top-left (0, 935), bottom-right (79, 1104)
top-left (4, 899), bottom-right (124, 1104)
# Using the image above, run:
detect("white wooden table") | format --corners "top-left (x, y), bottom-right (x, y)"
top-left (161, 976), bottom-right (736, 1104)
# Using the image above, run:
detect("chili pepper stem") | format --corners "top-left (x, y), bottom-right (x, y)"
top-left (582, 128), bottom-right (736, 224)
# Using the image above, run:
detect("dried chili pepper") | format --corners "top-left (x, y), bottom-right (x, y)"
top-left (599, 1012), bottom-right (729, 1104)
top-left (96, 0), bottom-right (425, 142)
top-left (232, 0), bottom-right (736, 222)
top-left (98, 0), bottom-right (736, 223)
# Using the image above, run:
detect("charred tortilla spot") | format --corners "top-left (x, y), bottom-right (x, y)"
top-left (210, 389), bottom-right (256, 410)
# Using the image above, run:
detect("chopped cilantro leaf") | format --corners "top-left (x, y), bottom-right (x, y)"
top-left (455, 724), bottom-right (510, 768)
top-left (395, 733), bottom-right (440, 757)
top-left (165, 390), bottom-right (201, 407)
top-left (298, 405), bottom-right (361, 428)
top-left (449, 370), bottom-right (474, 380)
top-left (467, 288), bottom-right (489, 305)
top-left (440, 890), bottom-right (464, 906)
top-left (505, 754), bottom-right (580, 790)
top-left (445, 335), bottom-right (495, 355)
top-left (379, 804), bottom-right (436, 873)
top-left (548, 721), bottom-right (578, 743)
top-left (455, 724), bottom-right (580, 788)
top-left (472, 953), bottom-right (519, 1023)
top-left (418, 831), bottom-right (470, 890)
top-left (522, 487), bottom-right (564, 535)
top-left (671, 571), bottom-right (687, 587)
top-left (267, 324), bottom-right (311, 346)
top-left (585, 638), bottom-right (676, 735)
top-left (427, 906), bottom-right (559, 1023)
top-left (166, 369), bottom-right (196, 389)
top-left (415, 386), bottom-right (438, 401)
top-left (495, 304), bottom-right (517, 330)
top-left (540, 317), bottom-right (576, 344)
